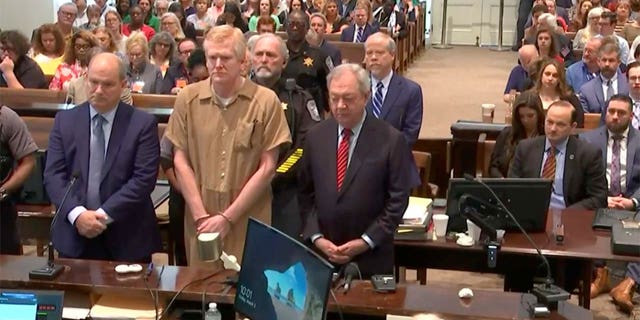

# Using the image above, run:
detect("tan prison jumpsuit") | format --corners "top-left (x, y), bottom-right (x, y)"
top-left (165, 79), bottom-right (291, 266)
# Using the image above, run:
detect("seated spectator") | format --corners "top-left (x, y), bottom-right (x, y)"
top-left (575, 7), bottom-right (603, 50)
top-left (490, 91), bottom-right (545, 178)
top-left (187, 0), bottom-right (216, 31)
top-left (257, 16), bottom-right (277, 33)
top-left (105, 11), bottom-right (129, 53)
top-left (374, 0), bottom-right (408, 39)
top-left (308, 0), bottom-right (325, 14)
top-left (623, 9), bottom-right (640, 45)
top-left (614, 0), bottom-right (633, 35)
top-left (169, 2), bottom-right (199, 39)
top-left (222, 2), bottom-right (249, 33)
top-left (600, 10), bottom-right (630, 65)
top-left (92, 27), bottom-right (126, 60)
top-left (161, 13), bottom-right (187, 42)
top-left (125, 31), bottom-right (164, 94)
top-left (216, 12), bottom-right (237, 27)
top-left (544, 0), bottom-right (569, 31)
top-left (526, 14), bottom-right (574, 63)
top-left (566, 36), bottom-right (603, 91)
top-left (535, 28), bottom-right (564, 63)
top-left (117, 0), bottom-right (131, 22)
top-left (163, 38), bottom-right (197, 94)
top-left (310, 13), bottom-right (343, 65)
top-left (503, 44), bottom-right (539, 103)
top-left (278, 0), bottom-right (307, 28)
top-left (156, 0), bottom-right (170, 17)
top-left (524, 4), bottom-right (550, 41)
top-left (210, 0), bottom-right (227, 22)
top-left (249, 0), bottom-right (282, 32)
top-left (66, 48), bottom-right (133, 105)
top-left (181, 0), bottom-right (197, 16)
top-left (56, 2), bottom-right (80, 41)
top-left (532, 58), bottom-right (585, 126)
top-left (569, 0), bottom-right (593, 32)
top-left (0, 30), bottom-right (47, 89)
top-left (49, 30), bottom-right (98, 91)
top-left (340, 4), bottom-right (379, 42)
top-left (79, 4), bottom-right (101, 30)
top-left (140, 0), bottom-right (162, 31)
top-left (579, 38), bottom-right (629, 115)
top-left (149, 32), bottom-right (178, 77)
top-left (400, 0), bottom-right (419, 22)
top-left (123, 5), bottom-right (157, 41)
top-left (186, 48), bottom-right (209, 83)
top-left (30, 24), bottom-right (65, 76)
top-left (73, 0), bottom-right (89, 28)
top-left (322, 0), bottom-right (348, 33)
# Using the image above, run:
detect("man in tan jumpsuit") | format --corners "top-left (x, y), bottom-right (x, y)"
top-left (165, 25), bottom-right (291, 265)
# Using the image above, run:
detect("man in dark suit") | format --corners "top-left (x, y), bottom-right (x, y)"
top-left (44, 53), bottom-right (161, 262)
top-left (509, 100), bottom-right (607, 210)
top-left (299, 63), bottom-right (418, 277)
top-left (364, 32), bottom-right (422, 147)
top-left (579, 38), bottom-right (630, 118)
top-left (310, 13), bottom-right (342, 66)
top-left (578, 94), bottom-right (640, 311)
top-left (338, 0), bottom-right (357, 20)
top-left (340, 6), bottom-right (379, 43)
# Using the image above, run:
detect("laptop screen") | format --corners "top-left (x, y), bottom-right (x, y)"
top-left (234, 218), bottom-right (334, 320)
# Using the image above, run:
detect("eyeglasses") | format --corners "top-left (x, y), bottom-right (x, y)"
top-left (59, 10), bottom-right (77, 17)
top-left (74, 43), bottom-right (91, 51)
top-left (157, 43), bottom-right (171, 48)
top-left (179, 49), bottom-right (194, 55)
top-left (162, 21), bottom-right (177, 26)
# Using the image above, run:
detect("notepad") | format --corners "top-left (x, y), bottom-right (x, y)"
top-left (90, 294), bottom-right (162, 320)
top-left (402, 197), bottom-right (432, 224)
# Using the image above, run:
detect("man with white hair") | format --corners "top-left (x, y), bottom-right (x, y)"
top-left (566, 37), bottom-right (602, 92)
top-left (503, 44), bottom-right (539, 103)
top-left (155, 0), bottom-right (170, 17)
top-left (56, 2), bottom-right (80, 40)
top-left (299, 63), bottom-right (418, 277)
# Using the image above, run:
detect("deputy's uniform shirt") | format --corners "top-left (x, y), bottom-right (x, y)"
top-left (165, 79), bottom-right (292, 266)
top-left (0, 105), bottom-right (38, 254)
top-left (282, 42), bottom-right (333, 112)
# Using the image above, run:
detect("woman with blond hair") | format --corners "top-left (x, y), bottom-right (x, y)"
top-left (161, 12), bottom-right (187, 42)
top-left (574, 6), bottom-right (603, 50)
top-left (31, 23), bottom-right (66, 76)
top-left (92, 27), bottom-right (126, 59)
top-left (49, 30), bottom-right (97, 91)
top-left (105, 11), bottom-right (128, 53)
top-left (124, 31), bottom-right (164, 94)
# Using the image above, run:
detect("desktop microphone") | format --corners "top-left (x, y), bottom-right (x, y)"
top-left (343, 262), bottom-right (360, 293)
top-left (29, 172), bottom-right (79, 280)
top-left (462, 174), bottom-right (570, 307)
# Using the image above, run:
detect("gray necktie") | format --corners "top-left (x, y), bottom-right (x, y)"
top-left (606, 79), bottom-right (614, 102)
top-left (610, 135), bottom-right (622, 196)
top-left (87, 114), bottom-right (106, 209)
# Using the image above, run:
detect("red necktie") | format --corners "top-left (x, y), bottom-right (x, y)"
top-left (336, 128), bottom-right (352, 191)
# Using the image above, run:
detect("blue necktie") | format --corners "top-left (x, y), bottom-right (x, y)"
top-left (87, 114), bottom-right (105, 210)
top-left (356, 26), bottom-right (364, 43)
top-left (372, 82), bottom-right (384, 118)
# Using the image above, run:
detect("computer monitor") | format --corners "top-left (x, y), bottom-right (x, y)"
top-left (234, 218), bottom-right (334, 320)
top-left (0, 289), bottom-right (64, 320)
top-left (445, 178), bottom-right (553, 233)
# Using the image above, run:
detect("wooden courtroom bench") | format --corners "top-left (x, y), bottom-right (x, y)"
top-left (131, 93), bottom-right (176, 108)
top-left (330, 41), bottom-right (365, 65)
top-left (0, 88), bottom-right (65, 105)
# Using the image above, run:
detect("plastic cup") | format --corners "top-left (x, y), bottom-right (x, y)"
top-left (466, 220), bottom-right (482, 242)
top-left (481, 104), bottom-right (496, 123)
top-left (432, 214), bottom-right (449, 237)
top-left (496, 229), bottom-right (506, 242)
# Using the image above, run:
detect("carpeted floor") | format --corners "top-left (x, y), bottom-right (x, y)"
top-left (403, 45), bottom-right (639, 319)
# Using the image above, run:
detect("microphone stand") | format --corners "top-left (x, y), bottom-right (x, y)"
top-left (29, 174), bottom-right (78, 280)
top-left (459, 194), bottom-right (500, 269)
top-left (462, 174), bottom-right (570, 312)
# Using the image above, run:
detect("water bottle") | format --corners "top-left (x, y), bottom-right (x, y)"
top-left (204, 302), bottom-right (222, 320)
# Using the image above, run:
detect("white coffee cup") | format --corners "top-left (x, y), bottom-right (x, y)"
top-left (432, 214), bottom-right (449, 237)
top-left (466, 220), bottom-right (482, 243)
top-left (481, 104), bottom-right (496, 123)
top-left (496, 229), bottom-right (506, 242)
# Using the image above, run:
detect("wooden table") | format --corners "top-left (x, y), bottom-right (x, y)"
top-left (395, 209), bottom-right (640, 310)
top-left (0, 255), bottom-right (592, 319)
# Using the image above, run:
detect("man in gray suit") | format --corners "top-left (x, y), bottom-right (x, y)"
top-left (509, 100), bottom-right (607, 210)
top-left (579, 94), bottom-right (640, 310)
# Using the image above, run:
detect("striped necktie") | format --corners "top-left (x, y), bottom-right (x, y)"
top-left (356, 26), bottom-right (364, 43)
top-left (336, 128), bottom-right (352, 191)
top-left (610, 135), bottom-right (623, 196)
top-left (542, 147), bottom-right (556, 180)
top-left (372, 82), bottom-right (384, 118)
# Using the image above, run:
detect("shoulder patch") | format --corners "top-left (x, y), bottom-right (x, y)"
top-left (306, 100), bottom-right (322, 121)
top-left (325, 56), bottom-right (334, 70)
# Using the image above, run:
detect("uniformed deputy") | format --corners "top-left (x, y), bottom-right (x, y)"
top-left (282, 10), bottom-right (333, 113)
top-left (0, 105), bottom-right (37, 254)
top-left (251, 33), bottom-right (323, 238)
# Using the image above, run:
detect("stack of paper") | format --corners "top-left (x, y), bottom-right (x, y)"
top-left (400, 197), bottom-right (433, 229)
top-left (90, 294), bottom-right (162, 320)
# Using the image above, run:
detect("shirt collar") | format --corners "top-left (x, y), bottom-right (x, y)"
top-left (338, 110), bottom-right (367, 136)
top-left (545, 136), bottom-right (568, 154)
top-left (601, 73), bottom-right (617, 83)
top-left (89, 103), bottom-right (118, 123)
top-left (198, 77), bottom-right (258, 102)
top-left (608, 126), bottom-right (630, 140)
top-left (372, 70), bottom-right (393, 89)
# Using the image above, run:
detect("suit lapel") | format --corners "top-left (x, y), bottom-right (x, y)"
top-left (533, 137), bottom-right (546, 176)
top-left (337, 116), bottom-right (374, 201)
top-left (563, 136), bottom-right (577, 203)
top-left (325, 120), bottom-right (339, 201)
top-left (75, 104), bottom-right (91, 192)
top-left (380, 74), bottom-right (400, 120)
top-left (596, 77), bottom-right (605, 107)
top-left (101, 103), bottom-right (132, 182)
top-left (598, 127), bottom-right (608, 167)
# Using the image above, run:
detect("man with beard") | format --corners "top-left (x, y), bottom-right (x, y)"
top-left (282, 10), bottom-right (332, 112)
top-left (579, 38), bottom-right (629, 118)
top-left (579, 93), bottom-right (640, 312)
top-left (566, 37), bottom-right (602, 92)
top-left (251, 33), bottom-right (322, 237)
top-left (627, 61), bottom-right (640, 131)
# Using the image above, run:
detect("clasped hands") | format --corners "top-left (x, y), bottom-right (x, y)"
top-left (194, 211), bottom-right (232, 238)
top-left (314, 238), bottom-right (369, 265)
top-left (608, 196), bottom-right (634, 210)
top-left (75, 210), bottom-right (109, 239)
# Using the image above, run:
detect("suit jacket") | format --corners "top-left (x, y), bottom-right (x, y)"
top-left (578, 73), bottom-right (630, 118)
top-left (320, 40), bottom-right (342, 67)
top-left (340, 23), bottom-right (379, 43)
top-left (338, 0), bottom-right (357, 18)
top-left (365, 73), bottom-right (422, 147)
top-left (299, 114), bottom-right (416, 276)
top-left (508, 135), bottom-right (607, 210)
top-left (579, 126), bottom-right (640, 200)
top-left (44, 102), bottom-right (161, 261)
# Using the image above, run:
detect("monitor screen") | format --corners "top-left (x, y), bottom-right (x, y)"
top-left (445, 178), bottom-right (553, 233)
top-left (0, 292), bottom-right (37, 320)
top-left (235, 218), bottom-right (334, 320)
